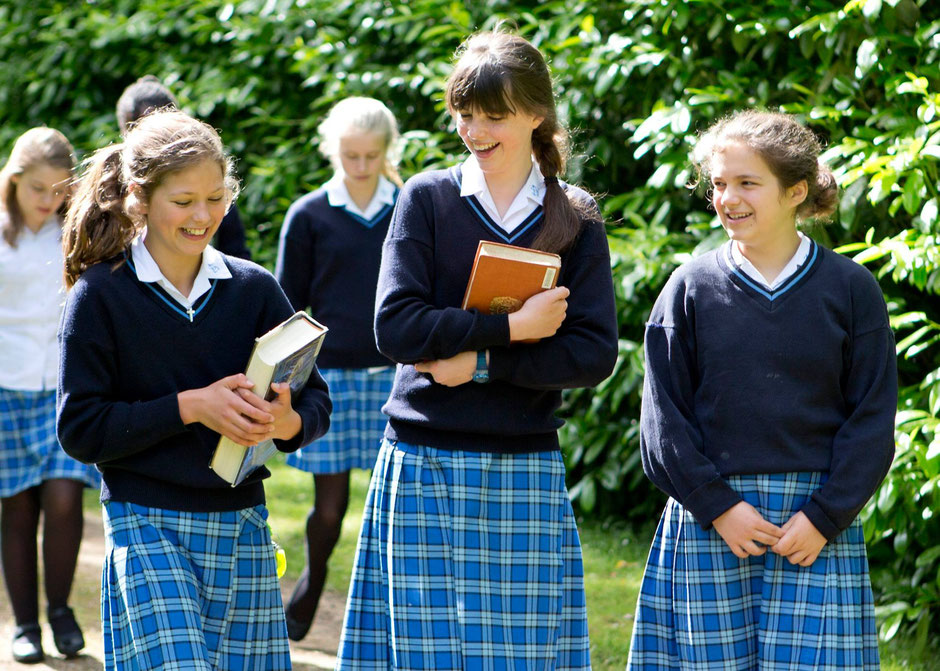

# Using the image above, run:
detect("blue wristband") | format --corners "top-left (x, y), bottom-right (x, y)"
top-left (472, 349), bottom-right (489, 383)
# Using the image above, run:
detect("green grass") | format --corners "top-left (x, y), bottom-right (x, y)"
top-left (248, 460), bottom-right (940, 669)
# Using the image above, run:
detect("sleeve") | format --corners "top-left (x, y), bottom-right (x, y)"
top-left (56, 280), bottom-right (188, 465)
top-left (274, 199), bottom-right (315, 312)
top-left (801, 274), bottom-right (898, 541)
top-left (373, 178), bottom-right (510, 363)
top-left (486, 218), bottom-right (619, 390)
top-left (214, 204), bottom-right (252, 260)
top-left (639, 275), bottom-right (742, 528)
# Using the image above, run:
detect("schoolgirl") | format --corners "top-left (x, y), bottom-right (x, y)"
top-left (56, 110), bottom-right (331, 670)
top-left (116, 74), bottom-right (252, 260)
top-left (274, 96), bottom-right (402, 641)
top-left (627, 110), bottom-right (897, 670)
top-left (335, 30), bottom-right (619, 669)
top-left (0, 127), bottom-right (99, 664)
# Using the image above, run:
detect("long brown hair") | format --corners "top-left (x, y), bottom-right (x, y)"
top-left (445, 30), bottom-right (592, 254)
top-left (63, 110), bottom-right (239, 288)
top-left (0, 127), bottom-right (75, 247)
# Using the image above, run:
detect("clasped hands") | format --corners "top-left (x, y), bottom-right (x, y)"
top-left (415, 286), bottom-right (570, 387)
top-left (712, 500), bottom-right (827, 567)
top-left (178, 374), bottom-right (301, 447)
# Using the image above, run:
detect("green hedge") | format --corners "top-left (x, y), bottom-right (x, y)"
top-left (3, 0), bottom-right (938, 646)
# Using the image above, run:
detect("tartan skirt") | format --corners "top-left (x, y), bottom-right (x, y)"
top-left (285, 367), bottom-right (393, 474)
top-left (627, 471), bottom-right (879, 671)
top-left (101, 501), bottom-right (291, 671)
top-left (0, 387), bottom-right (99, 497)
top-left (336, 439), bottom-right (591, 671)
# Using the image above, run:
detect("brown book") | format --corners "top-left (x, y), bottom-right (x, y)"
top-left (461, 240), bottom-right (561, 315)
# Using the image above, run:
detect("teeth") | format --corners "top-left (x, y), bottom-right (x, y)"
top-left (182, 228), bottom-right (207, 235)
top-left (726, 212), bottom-right (750, 220)
top-left (473, 142), bottom-right (497, 151)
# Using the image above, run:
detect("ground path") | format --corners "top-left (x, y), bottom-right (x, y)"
top-left (0, 511), bottom-right (342, 670)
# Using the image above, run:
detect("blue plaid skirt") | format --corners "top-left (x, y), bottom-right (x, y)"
top-left (336, 439), bottom-right (591, 670)
top-left (627, 472), bottom-right (879, 670)
top-left (0, 387), bottom-right (99, 497)
top-left (286, 367), bottom-right (393, 474)
top-left (101, 501), bottom-right (291, 671)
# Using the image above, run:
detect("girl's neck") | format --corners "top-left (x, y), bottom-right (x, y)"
top-left (144, 238), bottom-right (201, 298)
top-left (23, 215), bottom-right (48, 234)
top-left (343, 174), bottom-right (380, 212)
top-left (735, 228), bottom-right (802, 284)
top-left (483, 155), bottom-right (534, 219)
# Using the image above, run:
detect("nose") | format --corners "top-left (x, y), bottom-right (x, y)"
top-left (192, 201), bottom-right (210, 223)
top-left (355, 157), bottom-right (367, 173)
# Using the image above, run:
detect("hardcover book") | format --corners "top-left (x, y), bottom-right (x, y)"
top-left (210, 311), bottom-right (328, 486)
top-left (461, 240), bottom-right (562, 315)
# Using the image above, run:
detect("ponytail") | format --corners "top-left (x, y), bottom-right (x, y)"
top-left (530, 122), bottom-right (590, 255)
top-left (63, 145), bottom-right (137, 288)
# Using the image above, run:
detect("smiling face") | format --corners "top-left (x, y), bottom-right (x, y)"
top-left (709, 141), bottom-right (807, 254)
top-left (338, 130), bottom-right (386, 196)
top-left (138, 159), bottom-right (227, 275)
top-left (454, 105), bottom-right (543, 183)
top-left (12, 163), bottom-right (72, 232)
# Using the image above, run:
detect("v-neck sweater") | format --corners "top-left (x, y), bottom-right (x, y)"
top-left (374, 167), bottom-right (619, 453)
top-left (640, 240), bottom-right (897, 541)
top-left (276, 186), bottom-right (397, 369)
top-left (57, 255), bottom-right (332, 512)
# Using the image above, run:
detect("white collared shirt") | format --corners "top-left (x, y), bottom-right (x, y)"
top-left (130, 231), bottom-right (232, 308)
top-left (0, 217), bottom-right (64, 390)
top-left (325, 174), bottom-right (396, 221)
top-left (730, 233), bottom-right (811, 290)
top-left (460, 156), bottom-right (545, 234)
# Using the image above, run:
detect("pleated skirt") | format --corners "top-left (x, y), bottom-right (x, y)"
top-left (101, 501), bottom-right (291, 670)
top-left (336, 439), bottom-right (591, 670)
top-left (285, 367), bottom-right (393, 474)
top-left (627, 471), bottom-right (879, 670)
top-left (0, 387), bottom-right (99, 497)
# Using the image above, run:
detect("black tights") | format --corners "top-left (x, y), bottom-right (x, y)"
top-left (1, 478), bottom-right (85, 626)
top-left (286, 471), bottom-right (350, 625)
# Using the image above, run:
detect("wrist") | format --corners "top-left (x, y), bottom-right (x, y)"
top-left (472, 349), bottom-right (490, 383)
top-left (177, 389), bottom-right (200, 425)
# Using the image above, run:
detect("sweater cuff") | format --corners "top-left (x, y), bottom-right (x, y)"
top-left (682, 476), bottom-right (742, 530)
top-left (800, 500), bottom-right (842, 542)
top-left (476, 312), bottom-right (511, 349)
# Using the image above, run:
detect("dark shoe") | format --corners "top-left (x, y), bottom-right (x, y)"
top-left (285, 607), bottom-right (312, 642)
top-left (47, 606), bottom-right (84, 657)
top-left (11, 623), bottom-right (44, 664)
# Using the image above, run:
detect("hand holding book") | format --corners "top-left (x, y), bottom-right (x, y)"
top-left (507, 286), bottom-right (569, 342)
top-left (178, 373), bottom-right (277, 447)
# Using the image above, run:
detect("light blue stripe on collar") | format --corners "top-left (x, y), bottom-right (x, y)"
top-left (727, 240), bottom-right (818, 302)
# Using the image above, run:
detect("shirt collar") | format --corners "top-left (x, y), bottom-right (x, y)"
top-left (459, 155), bottom-right (545, 205)
top-left (130, 231), bottom-right (231, 307)
top-left (325, 173), bottom-right (396, 220)
top-left (730, 232), bottom-right (810, 290)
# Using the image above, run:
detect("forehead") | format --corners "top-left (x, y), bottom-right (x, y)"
top-left (709, 141), bottom-right (774, 179)
top-left (20, 163), bottom-right (71, 186)
top-left (339, 131), bottom-right (385, 154)
top-left (156, 159), bottom-right (224, 193)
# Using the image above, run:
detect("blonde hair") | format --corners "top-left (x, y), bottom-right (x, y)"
top-left (317, 97), bottom-right (403, 187)
top-left (63, 110), bottom-right (239, 288)
top-left (0, 127), bottom-right (75, 247)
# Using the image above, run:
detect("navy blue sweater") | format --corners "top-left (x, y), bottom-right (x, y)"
top-left (275, 188), bottom-right (395, 369)
top-left (375, 167), bottom-right (619, 453)
top-left (640, 240), bottom-right (897, 541)
top-left (57, 255), bottom-right (331, 512)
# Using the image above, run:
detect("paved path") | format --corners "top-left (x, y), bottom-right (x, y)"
top-left (0, 511), bottom-right (342, 670)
